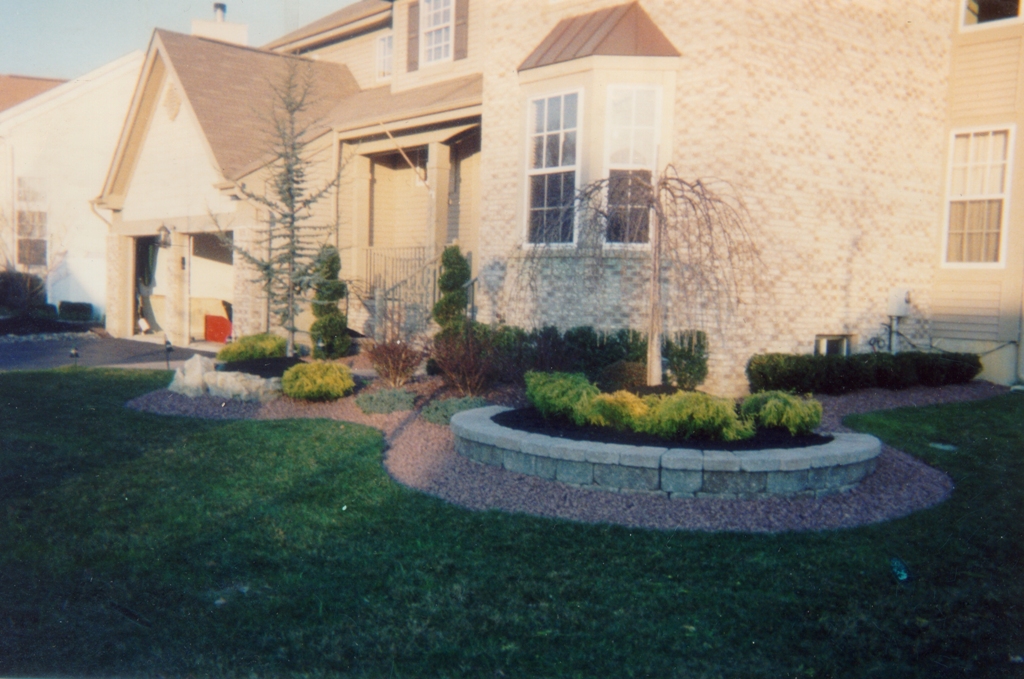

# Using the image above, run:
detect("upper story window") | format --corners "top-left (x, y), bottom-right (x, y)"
top-left (946, 128), bottom-right (1012, 263)
top-left (376, 34), bottom-right (393, 80)
top-left (423, 0), bottom-right (453, 64)
top-left (527, 92), bottom-right (579, 244)
top-left (606, 86), bottom-right (659, 244)
top-left (963, 0), bottom-right (1020, 25)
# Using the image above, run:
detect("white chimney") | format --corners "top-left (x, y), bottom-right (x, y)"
top-left (192, 3), bottom-right (248, 45)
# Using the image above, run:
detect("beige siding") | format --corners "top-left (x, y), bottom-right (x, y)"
top-left (950, 37), bottom-right (1021, 117)
top-left (121, 79), bottom-right (236, 222)
top-left (309, 30), bottom-right (384, 90)
top-left (931, 281), bottom-right (1002, 340)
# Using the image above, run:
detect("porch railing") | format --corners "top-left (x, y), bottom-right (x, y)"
top-left (361, 246), bottom-right (428, 293)
top-left (375, 252), bottom-right (442, 341)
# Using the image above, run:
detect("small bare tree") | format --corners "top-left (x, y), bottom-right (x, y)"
top-left (222, 64), bottom-right (341, 357)
top-left (510, 165), bottom-right (762, 385)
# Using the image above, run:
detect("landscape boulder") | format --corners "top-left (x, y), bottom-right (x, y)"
top-left (168, 354), bottom-right (281, 402)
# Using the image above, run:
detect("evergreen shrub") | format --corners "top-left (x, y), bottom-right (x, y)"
top-left (421, 396), bottom-right (488, 425)
top-left (217, 333), bottom-right (287, 362)
top-left (432, 246), bottom-right (471, 327)
top-left (58, 301), bottom-right (93, 322)
top-left (746, 351), bottom-right (982, 395)
top-left (663, 330), bottom-right (709, 390)
top-left (282, 362), bottom-right (355, 401)
top-left (596, 360), bottom-right (647, 392)
top-left (355, 388), bottom-right (416, 414)
top-left (579, 390), bottom-right (648, 431)
top-left (739, 391), bottom-right (822, 435)
top-left (638, 391), bottom-right (754, 442)
top-left (310, 246), bottom-right (351, 359)
top-left (524, 371), bottom-right (599, 423)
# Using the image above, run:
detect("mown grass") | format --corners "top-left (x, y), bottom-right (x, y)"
top-left (0, 369), bottom-right (1022, 678)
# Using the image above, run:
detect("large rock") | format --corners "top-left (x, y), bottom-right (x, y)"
top-left (204, 370), bottom-right (282, 403)
top-left (168, 354), bottom-right (216, 398)
top-left (168, 354), bottom-right (281, 402)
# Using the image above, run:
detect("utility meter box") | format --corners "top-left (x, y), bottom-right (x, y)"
top-left (887, 287), bottom-right (911, 317)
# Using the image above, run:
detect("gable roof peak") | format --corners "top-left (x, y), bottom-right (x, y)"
top-left (519, 2), bottom-right (680, 72)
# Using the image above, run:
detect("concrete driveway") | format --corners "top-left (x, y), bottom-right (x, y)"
top-left (0, 336), bottom-right (217, 372)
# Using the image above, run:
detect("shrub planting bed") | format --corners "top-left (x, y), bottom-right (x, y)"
top-left (453, 406), bottom-right (880, 499)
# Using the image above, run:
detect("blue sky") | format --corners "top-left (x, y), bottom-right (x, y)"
top-left (0, 0), bottom-right (362, 80)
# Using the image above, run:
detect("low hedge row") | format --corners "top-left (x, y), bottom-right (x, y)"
top-left (746, 351), bottom-right (982, 395)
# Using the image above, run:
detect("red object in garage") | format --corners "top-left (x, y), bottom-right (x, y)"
top-left (205, 315), bottom-right (232, 343)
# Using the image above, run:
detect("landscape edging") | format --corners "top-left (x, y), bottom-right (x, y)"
top-left (451, 406), bottom-right (883, 499)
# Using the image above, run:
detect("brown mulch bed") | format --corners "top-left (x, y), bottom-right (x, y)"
top-left (126, 378), bottom-right (1010, 533)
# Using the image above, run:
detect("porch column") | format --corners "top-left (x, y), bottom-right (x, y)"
top-left (105, 232), bottom-right (135, 338)
top-left (427, 141), bottom-right (451, 257)
top-left (164, 231), bottom-right (190, 347)
top-left (349, 151), bottom-right (372, 281)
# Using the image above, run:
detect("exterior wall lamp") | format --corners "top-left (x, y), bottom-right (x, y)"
top-left (157, 224), bottom-right (172, 248)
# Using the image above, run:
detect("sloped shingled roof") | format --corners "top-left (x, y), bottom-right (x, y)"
top-left (326, 73), bottom-right (482, 132)
top-left (0, 74), bottom-right (66, 113)
top-left (263, 0), bottom-right (392, 51)
top-left (156, 30), bottom-right (360, 180)
top-left (519, 2), bottom-right (679, 71)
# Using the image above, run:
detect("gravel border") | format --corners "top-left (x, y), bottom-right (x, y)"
top-left (126, 379), bottom-right (1010, 533)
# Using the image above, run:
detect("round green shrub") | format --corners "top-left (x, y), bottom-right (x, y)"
top-left (421, 396), bottom-right (488, 426)
top-left (217, 333), bottom-right (286, 362)
top-left (355, 388), bottom-right (416, 414)
top-left (282, 362), bottom-right (355, 401)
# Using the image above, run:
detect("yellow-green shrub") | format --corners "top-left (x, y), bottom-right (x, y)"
top-left (638, 391), bottom-right (754, 442)
top-left (524, 371), bottom-right (599, 424)
top-left (217, 333), bottom-right (286, 362)
top-left (739, 390), bottom-right (822, 435)
top-left (578, 390), bottom-right (649, 431)
top-left (282, 362), bottom-right (355, 401)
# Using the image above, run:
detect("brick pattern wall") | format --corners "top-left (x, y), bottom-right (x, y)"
top-left (475, 0), bottom-right (954, 394)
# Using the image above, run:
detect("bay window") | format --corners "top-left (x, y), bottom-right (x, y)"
top-left (605, 86), bottom-right (659, 244)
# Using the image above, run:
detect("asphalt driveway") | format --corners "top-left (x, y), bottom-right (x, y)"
top-left (0, 336), bottom-right (216, 372)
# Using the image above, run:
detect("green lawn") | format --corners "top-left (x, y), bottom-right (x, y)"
top-left (1, 369), bottom-right (1022, 678)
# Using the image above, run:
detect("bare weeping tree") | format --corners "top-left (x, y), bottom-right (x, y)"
top-left (221, 64), bottom-right (340, 357)
top-left (510, 165), bottom-right (762, 385)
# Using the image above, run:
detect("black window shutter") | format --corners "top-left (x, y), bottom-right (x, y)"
top-left (454, 0), bottom-right (469, 61)
top-left (408, 1), bottom-right (419, 72)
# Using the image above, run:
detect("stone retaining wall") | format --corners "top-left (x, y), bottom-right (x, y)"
top-left (451, 407), bottom-right (883, 499)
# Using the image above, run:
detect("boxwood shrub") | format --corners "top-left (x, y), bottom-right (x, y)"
top-left (282, 362), bottom-right (355, 401)
top-left (746, 351), bottom-right (982, 395)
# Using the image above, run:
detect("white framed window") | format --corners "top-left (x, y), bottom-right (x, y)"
top-left (962, 0), bottom-right (1021, 27)
top-left (16, 177), bottom-right (47, 267)
top-left (422, 0), bottom-right (453, 65)
top-left (605, 86), bottom-right (659, 244)
top-left (527, 91), bottom-right (579, 244)
top-left (376, 33), bottom-right (393, 80)
top-left (944, 127), bottom-right (1013, 264)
